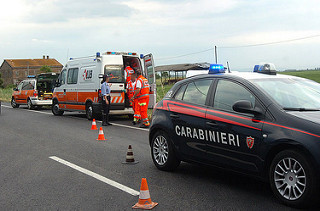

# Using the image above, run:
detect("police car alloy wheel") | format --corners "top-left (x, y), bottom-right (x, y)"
top-left (269, 150), bottom-right (317, 207)
top-left (151, 131), bottom-right (180, 171)
top-left (27, 98), bottom-right (34, 110)
top-left (11, 97), bottom-right (19, 108)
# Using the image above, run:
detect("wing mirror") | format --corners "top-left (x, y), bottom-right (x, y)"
top-left (232, 100), bottom-right (262, 116)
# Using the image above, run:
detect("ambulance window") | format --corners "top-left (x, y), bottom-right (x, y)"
top-left (214, 80), bottom-right (256, 112)
top-left (22, 81), bottom-right (35, 90)
top-left (67, 68), bottom-right (78, 84)
top-left (104, 65), bottom-right (124, 83)
top-left (60, 69), bottom-right (67, 85)
top-left (17, 82), bottom-right (23, 91)
top-left (182, 79), bottom-right (212, 105)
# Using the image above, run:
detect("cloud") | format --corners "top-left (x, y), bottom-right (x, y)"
top-left (21, 0), bottom-right (133, 23)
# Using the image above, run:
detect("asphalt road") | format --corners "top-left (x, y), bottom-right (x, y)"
top-left (0, 102), bottom-right (303, 210)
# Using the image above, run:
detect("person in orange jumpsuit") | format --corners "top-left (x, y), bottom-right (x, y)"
top-left (131, 70), bottom-right (150, 128)
top-left (130, 72), bottom-right (140, 125)
top-left (125, 62), bottom-right (134, 105)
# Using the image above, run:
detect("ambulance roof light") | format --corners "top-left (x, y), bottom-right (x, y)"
top-left (253, 63), bottom-right (277, 75)
top-left (27, 75), bottom-right (36, 78)
top-left (209, 64), bottom-right (225, 74)
top-left (96, 52), bottom-right (101, 57)
top-left (140, 54), bottom-right (144, 59)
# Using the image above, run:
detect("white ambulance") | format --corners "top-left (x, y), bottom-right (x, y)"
top-left (52, 51), bottom-right (156, 120)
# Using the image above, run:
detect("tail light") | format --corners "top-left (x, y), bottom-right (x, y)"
top-left (98, 89), bottom-right (102, 101)
top-left (33, 90), bottom-right (38, 97)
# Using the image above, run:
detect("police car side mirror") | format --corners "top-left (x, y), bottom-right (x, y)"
top-left (233, 100), bottom-right (262, 116)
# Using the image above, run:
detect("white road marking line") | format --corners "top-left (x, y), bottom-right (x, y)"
top-left (1, 105), bottom-right (51, 115)
top-left (96, 120), bottom-right (149, 132)
top-left (2, 104), bottom-right (148, 131)
top-left (49, 156), bottom-right (140, 196)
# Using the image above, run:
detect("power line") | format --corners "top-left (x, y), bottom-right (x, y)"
top-left (157, 48), bottom-right (213, 61)
top-left (220, 34), bottom-right (320, 48)
top-left (156, 34), bottom-right (320, 61)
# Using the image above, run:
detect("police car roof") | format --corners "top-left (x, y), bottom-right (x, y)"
top-left (187, 71), bottom-right (303, 81)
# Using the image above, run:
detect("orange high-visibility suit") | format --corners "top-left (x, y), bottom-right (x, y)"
top-left (125, 66), bottom-right (134, 106)
top-left (135, 75), bottom-right (150, 126)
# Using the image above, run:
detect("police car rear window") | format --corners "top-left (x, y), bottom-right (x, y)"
top-left (174, 79), bottom-right (212, 106)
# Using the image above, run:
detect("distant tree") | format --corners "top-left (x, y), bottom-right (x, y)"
top-left (40, 65), bottom-right (52, 73)
top-left (155, 73), bottom-right (160, 79)
top-left (162, 71), bottom-right (169, 78)
top-left (0, 72), bottom-right (4, 88)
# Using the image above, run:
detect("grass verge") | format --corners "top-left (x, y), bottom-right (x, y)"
top-left (0, 87), bottom-right (13, 102)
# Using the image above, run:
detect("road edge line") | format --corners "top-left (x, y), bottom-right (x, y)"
top-left (49, 156), bottom-right (139, 196)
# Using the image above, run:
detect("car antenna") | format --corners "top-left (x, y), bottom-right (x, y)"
top-left (227, 61), bottom-right (231, 73)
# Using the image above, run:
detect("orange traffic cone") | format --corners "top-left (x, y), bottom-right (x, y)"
top-left (91, 119), bottom-right (98, 130)
top-left (132, 178), bottom-right (158, 210)
top-left (96, 127), bottom-right (107, 141)
top-left (122, 145), bottom-right (139, 164)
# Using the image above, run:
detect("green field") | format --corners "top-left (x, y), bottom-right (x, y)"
top-left (0, 87), bottom-right (13, 102)
top-left (279, 70), bottom-right (320, 83)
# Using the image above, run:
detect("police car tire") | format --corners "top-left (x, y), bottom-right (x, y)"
top-left (269, 150), bottom-right (318, 208)
top-left (52, 101), bottom-right (64, 116)
top-left (27, 98), bottom-right (35, 110)
top-left (151, 131), bottom-right (180, 171)
top-left (11, 97), bottom-right (19, 108)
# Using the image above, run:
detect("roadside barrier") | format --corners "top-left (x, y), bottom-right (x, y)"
top-left (91, 119), bottom-right (98, 130)
top-left (122, 145), bottom-right (139, 164)
top-left (96, 127), bottom-right (107, 141)
top-left (132, 178), bottom-right (158, 210)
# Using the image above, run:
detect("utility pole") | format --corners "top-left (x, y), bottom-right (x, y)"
top-left (214, 46), bottom-right (218, 64)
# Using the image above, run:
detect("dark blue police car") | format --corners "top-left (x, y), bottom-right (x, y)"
top-left (149, 63), bottom-right (320, 207)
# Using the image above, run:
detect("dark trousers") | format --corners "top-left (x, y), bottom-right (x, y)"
top-left (101, 96), bottom-right (111, 115)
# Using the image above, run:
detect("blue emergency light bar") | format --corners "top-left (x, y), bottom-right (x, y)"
top-left (253, 63), bottom-right (277, 75)
top-left (209, 64), bottom-right (225, 74)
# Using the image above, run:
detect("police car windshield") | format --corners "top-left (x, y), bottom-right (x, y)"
top-left (250, 78), bottom-right (320, 110)
top-left (104, 65), bottom-right (124, 83)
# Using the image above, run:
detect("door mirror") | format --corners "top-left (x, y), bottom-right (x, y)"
top-left (55, 81), bottom-right (61, 87)
top-left (232, 100), bottom-right (262, 116)
top-left (13, 87), bottom-right (18, 91)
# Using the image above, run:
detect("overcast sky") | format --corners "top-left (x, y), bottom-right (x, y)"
top-left (1, 0), bottom-right (320, 70)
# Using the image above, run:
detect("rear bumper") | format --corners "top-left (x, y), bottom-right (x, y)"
top-left (30, 97), bottom-right (52, 106)
top-left (93, 102), bottom-right (133, 115)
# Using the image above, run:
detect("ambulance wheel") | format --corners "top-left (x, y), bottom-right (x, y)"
top-left (52, 101), bottom-right (64, 116)
top-left (86, 103), bottom-right (94, 120)
top-left (151, 131), bottom-right (180, 171)
top-left (269, 150), bottom-right (318, 208)
top-left (11, 97), bottom-right (19, 108)
top-left (27, 98), bottom-right (35, 110)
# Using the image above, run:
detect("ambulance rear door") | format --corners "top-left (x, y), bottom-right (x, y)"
top-left (143, 53), bottom-right (156, 108)
top-left (103, 56), bottom-right (126, 110)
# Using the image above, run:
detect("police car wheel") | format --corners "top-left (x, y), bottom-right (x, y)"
top-left (11, 97), bottom-right (19, 108)
top-left (27, 98), bottom-right (34, 110)
top-left (269, 150), bottom-right (317, 208)
top-left (151, 131), bottom-right (180, 171)
top-left (86, 104), bottom-right (94, 120)
top-left (52, 102), bottom-right (64, 116)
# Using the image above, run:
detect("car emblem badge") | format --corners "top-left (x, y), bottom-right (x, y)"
top-left (246, 136), bottom-right (254, 149)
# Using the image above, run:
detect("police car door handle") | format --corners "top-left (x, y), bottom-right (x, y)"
top-left (206, 121), bottom-right (218, 127)
top-left (170, 114), bottom-right (180, 119)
